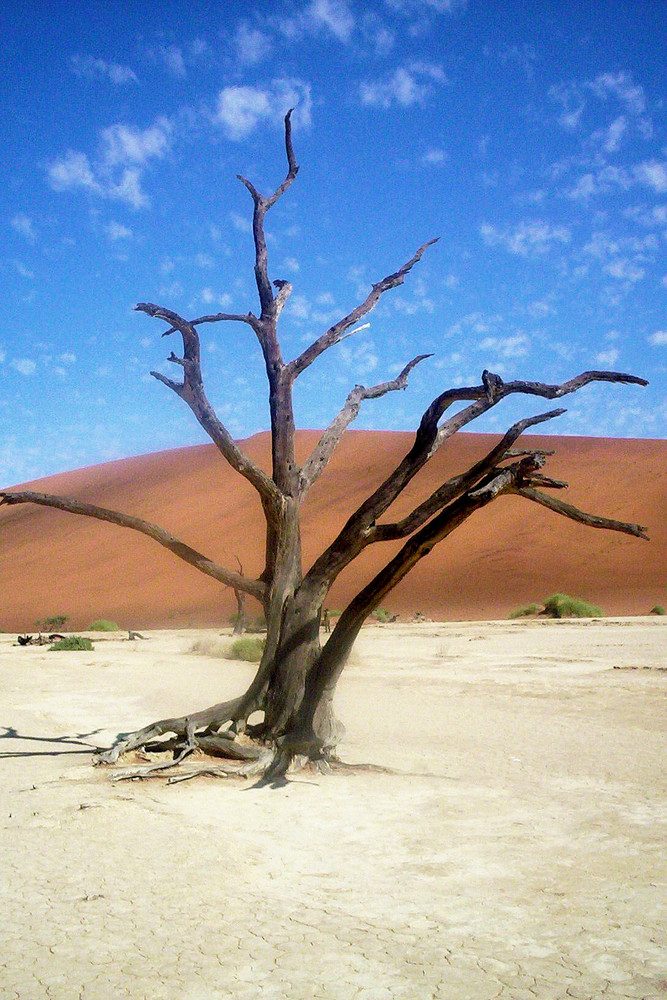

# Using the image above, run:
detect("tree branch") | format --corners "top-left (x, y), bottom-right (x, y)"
top-left (372, 408), bottom-right (566, 542)
top-left (237, 109), bottom-right (300, 318)
top-left (0, 491), bottom-right (267, 600)
top-left (286, 239), bottom-right (439, 380)
top-left (136, 302), bottom-right (283, 511)
top-left (298, 354), bottom-right (433, 495)
top-left (300, 368), bottom-right (647, 601)
top-left (514, 487), bottom-right (649, 540)
top-left (160, 312), bottom-right (261, 337)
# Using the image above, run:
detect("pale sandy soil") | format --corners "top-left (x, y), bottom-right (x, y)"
top-left (0, 619), bottom-right (665, 1000)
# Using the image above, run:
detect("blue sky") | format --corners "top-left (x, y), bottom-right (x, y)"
top-left (2, 0), bottom-right (665, 486)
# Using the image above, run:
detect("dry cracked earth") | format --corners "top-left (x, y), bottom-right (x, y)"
top-left (0, 619), bottom-right (665, 999)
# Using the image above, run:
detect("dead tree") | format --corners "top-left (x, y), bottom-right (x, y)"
top-left (0, 112), bottom-right (649, 783)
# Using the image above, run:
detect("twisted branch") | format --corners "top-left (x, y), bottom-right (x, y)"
top-left (0, 491), bottom-right (267, 600)
top-left (287, 239), bottom-right (439, 381)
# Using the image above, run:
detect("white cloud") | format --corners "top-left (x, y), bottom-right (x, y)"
top-left (109, 168), bottom-right (148, 209)
top-left (589, 71), bottom-right (646, 116)
top-left (307, 0), bottom-right (355, 42)
top-left (283, 257), bottom-right (300, 272)
top-left (214, 79), bottom-right (312, 141)
top-left (12, 260), bottom-right (35, 279)
top-left (593, 115), bottom-right (628, 153)
top-left (421, 147), bottom-right (447, 166)
top-left (194, 252), bottom-right (215, 269)
top-left (625, 204), bottom-right (667, 228)
top-left (566, 164), bottom-right (632, 201)
top-left (48, 150), bottom-right (100, 193)
top-left (648, 330), bottom-right (667, 346)
top-left (11, 213), bottom-right (36, 241)
top-left (480, 220), bottom-right (571, 256)
top-left (479, 334), bottom-right (529, 358)
top-left (385, 0), bottom-right (463, 12)
top-left (360, 62), bottom-right (445, 109)
top-left (159, 45), bottom-right (186, 77)
top-left (634, 159), bottom-right (667, 194)
top-left (59, 352), bottom-right (77, 364)
top-left (11, 358), bottom-right (37, 376)
top-left (604, 259), bottom-right (645, 283)
top-left (104, 221), bottom-right (133, 240)
top-left (101, 120), bottom-right (172, 166)
top-left (551, 71), bottom-right (649, 136)
top-left (47, 117), bottom-right (171, 209)
top-left (234, 22), bottom-right (272, 65)
top-left (201, 288), bottom-right (232, 308)
top-left (230, 211), bottom-right (252, 234)
top-left (368, 24), bottom-right (395, 56)
top-left (594, 347), bottom-right (620, 366)
top-left (70, 54), bottom-right (138, 85)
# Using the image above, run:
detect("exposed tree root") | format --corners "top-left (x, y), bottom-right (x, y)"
top-left (94, 696), bottom-right (245, 765)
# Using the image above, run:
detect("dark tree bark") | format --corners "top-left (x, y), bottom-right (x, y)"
top-left (1, 112), bottom-right (649, 783)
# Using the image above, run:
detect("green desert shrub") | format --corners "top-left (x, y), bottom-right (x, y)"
top-left (225, 636), bottom-right (265, 662)
top-left (650, 605), bottom-right (665, 615)
top-left (88, 619), bottom-right (120, 632)
top-left (543, 593), bottom-right (603, 619)
top-left (371, 607), bottom-right (393, 623)
top-left (36, 614), bottom-right (69, 631)
top-left (189, 637), bottom-right (230, 658)
top-left (49, 636), bottom-right (94, 651)
top-left (509, 603), bottom-right (541, 619)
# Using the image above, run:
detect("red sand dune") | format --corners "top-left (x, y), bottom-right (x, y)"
top-left (0, 431), bottom-right (664, 631)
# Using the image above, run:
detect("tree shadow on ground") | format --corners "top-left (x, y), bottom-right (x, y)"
top-left (0, 725), bottom-right (103, 758)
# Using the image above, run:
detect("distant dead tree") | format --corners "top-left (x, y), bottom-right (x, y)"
top-left (0, 112), bottom-right (649, 783)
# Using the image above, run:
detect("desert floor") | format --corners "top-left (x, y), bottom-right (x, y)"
top-left (0, 619), bottom-right (665, 1000)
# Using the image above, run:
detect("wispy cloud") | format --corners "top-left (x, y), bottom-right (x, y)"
top-left (201, 287), bottom-right (233, 308)
top-left (308, 0), bottom-right (355, 42)
top-left (421, 147), bottom-right (448, 166)
top-left (479, 334), bottom-right (530, 358)
top-left (70, 54), bottom-right (138, 85)
top-left (158, 45), bottom-right (186, 78)
top-left (11, 213), bottom-right (36, 242)
top-left (648, 330), bottom-right (667, 346)
top-left (594, 347), bottom-right (620, 366)
top-left (592, 115), bottom-right (628, 153)
top-left (359, 62), bottom-right (445, 108)
top-left (10, 358), bottom-right (37, 376)
top-left (582, 231), bottom-right (656, 285)
top-left (214, 79), bottom-right (312, 140)
top-left (234, 22), bottom-right (272, 65)
top-left (104, 221), bottom-right (133, 240)
top-left (12, 260), bottom-right (35, 279)
top-left (280, 0), bottom-right (356, 43)
top-left (480, 220), bottom-right (571, 256)
top-left (634, 159), bottom-right (667, 194)
top-left (47, 117), bottom-right (172, 209)
top-left (550, 71), bottom-right (649, 135)
top-left (588, 71), bottom-right (646, 116)
top-left (230, 211), bottom-right (252, 234)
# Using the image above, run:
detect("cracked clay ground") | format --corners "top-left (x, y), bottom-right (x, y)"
top-left (0, 619), bottom-right (665, 999)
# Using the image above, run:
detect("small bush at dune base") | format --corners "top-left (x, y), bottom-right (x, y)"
top-left (543, 593), bottom-right (603, 619)
top-left (225, 636), bottom-right (265, 662)
top-left (50, 636), bottom-right (94, 651)
top-left (509, 603), bottom-right (541, 619)
top-left (190, 637), bottom-right (230, 658)
top-left (88, 619), bottom-right (120, 631)
top-left (650, 605), bottom-right (665, 615)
